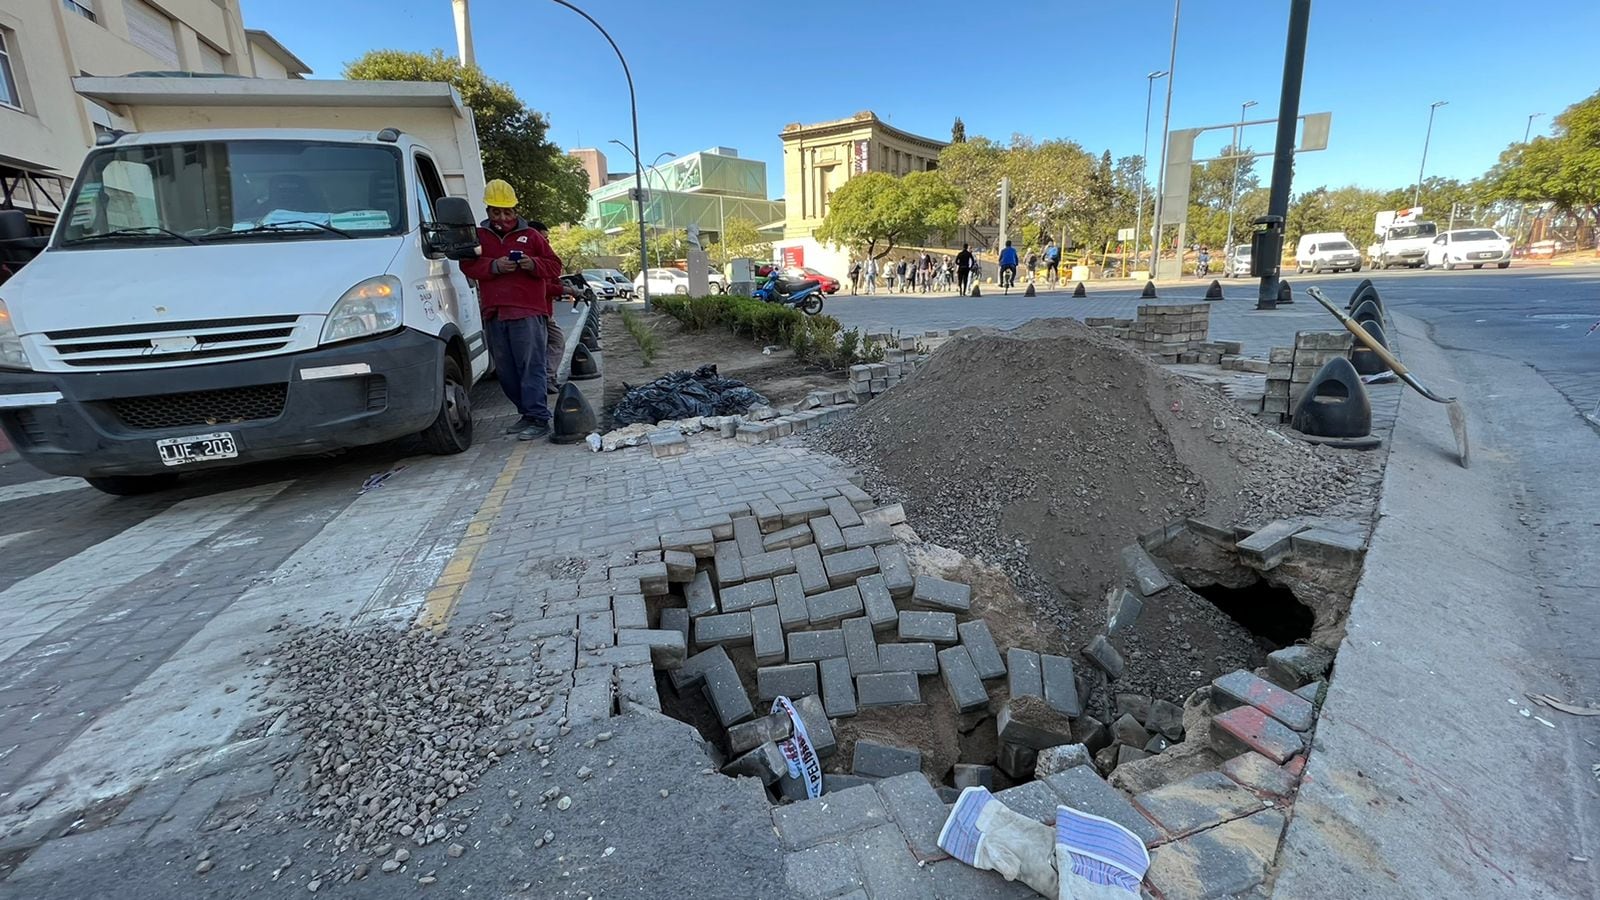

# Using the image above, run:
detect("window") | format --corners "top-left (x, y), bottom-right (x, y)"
top-left (197, 41), bottom-right (225, 75)
top-left (63, 1), bottom-right (98, 22)
top-left (123, 0), bottom-right (178, 68)
top-left (1453, 229), bottom-right (1499, 242)
top-left (0, 30), bottom-right (20, 110)
top-left (414, 153), bottom-right (446, 224)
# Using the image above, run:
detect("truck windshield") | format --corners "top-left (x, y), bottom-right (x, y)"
top-left (1388, 223), bottom-right (1437, 241)
top-left (57, 140), bottom-right (405, 248)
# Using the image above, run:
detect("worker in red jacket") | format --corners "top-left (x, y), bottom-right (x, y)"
top-left (532, 221), bottom-right (580, 391)
top-left (459, 179), bottom-right (561, 440)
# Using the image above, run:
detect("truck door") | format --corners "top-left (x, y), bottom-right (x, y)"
top-left (413, 153), bottom-right (488, 381)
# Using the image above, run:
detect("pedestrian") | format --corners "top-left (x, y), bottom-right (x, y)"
top-left (998, 240), bottom-right (1019, 289)
top-left (849, 259), bottom-right (862, 294)
top-left (894, 259), bottom-right (906, 293)
top-left (460, 179), bottom-right (560, 440)
top-left (955, 243), bottom-right (975, 297)
top-left (1043, 239), bottom-right (1061, 286)
top-left (529, 221), bottom-right (582, 391)
top-left (920, 252), bottom-right (933, 292)
top-left (865, 255), bottom-right (878, 294)
top-left (1026, 249), bottom-right (1039, 282)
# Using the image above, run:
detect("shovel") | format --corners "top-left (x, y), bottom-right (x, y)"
top-left (1306, 285), bottom-right (1469, 468)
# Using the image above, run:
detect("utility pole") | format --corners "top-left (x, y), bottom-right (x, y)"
top-left (998, 177), bottom-right (1010, 252)
top-left (1134, 70), bottom-right (1167, 276)
top-left (1149, 0), bottom-right (1181, 279)
top-left (1256, 0), bottom-right (1311, 310)
top-left (1515, 113), bottom-right (1543, 247)
top-left (1224, 99), bottom-right (1258, 255)
top-left (1524, 112), bottom-right (1543, 144)
top-left (1413, 100), bottom-right (1447, 210)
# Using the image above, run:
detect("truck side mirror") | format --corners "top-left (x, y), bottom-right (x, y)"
top-left (423, 197), bottom-right (479, 261)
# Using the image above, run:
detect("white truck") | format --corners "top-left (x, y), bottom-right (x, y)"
top-left (0, 77), bottom-right (491, 494)
top-left (1368, 208), bottom-right (1439, 269)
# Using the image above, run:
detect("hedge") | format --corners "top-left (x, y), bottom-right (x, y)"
top-left (651, 294), bottom-right (880, 370)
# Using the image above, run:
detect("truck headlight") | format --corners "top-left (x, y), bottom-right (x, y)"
top-left (322, 276), bottom-right (402, 345)
top-left (0, 300), bottom-right (31, 371)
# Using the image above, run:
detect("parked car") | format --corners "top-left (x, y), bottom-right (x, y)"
top-left (584, 268), bottom-right (634, 299)
top-left (582, 273), bottom-right (617, 299)
top-left (781, 266), bottom-right (841, 294)
top-left (705, 267), bottom-right (727, 293)
top-left (1222, 245), bottom-right (1252, 278)
top-left (1424, 229), bottom-right (1511, 270)
top-left (560, 274), bottom-right (597, 303)
top-left (1294, 232), bottom-right (1362, 274)
top-left (634, 267), bottom-right (692, 295)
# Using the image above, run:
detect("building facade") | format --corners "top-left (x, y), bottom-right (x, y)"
top-left (0, 0), bottom-right (306, 230)
top-left (568, 147), bottom-right (606, 192)
top-left (582, 147), bottom-right (784, 247)
top-left (775, 111), bottom-right (947, 277)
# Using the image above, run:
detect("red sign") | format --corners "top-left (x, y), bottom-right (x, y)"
top-left (854, 139), bottom-right (869, 174)
top-left (781, 245), bottom-right (805, 268)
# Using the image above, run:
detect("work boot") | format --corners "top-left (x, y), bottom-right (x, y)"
top-left (517, 421), bottom-right (551, 441)
top-left (504, 415), bottom-right (538, 434)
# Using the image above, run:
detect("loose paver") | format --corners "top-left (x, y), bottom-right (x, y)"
top-left (1040, 765), bottom-right (1164, 847)
top-left (694, 612), bottom-right (753, 648)
top-left (938, 646), bottom-right (990, 713)
top-left (616, 628), bottom-right (687, 668)
top-left (713, 541), bottom-right (745, 587)
top-left (724, 741), bottom-right (789, 784)
top-left (1210, 706), bottom-right (1306, 764)
top-left (810, 516), bottom-right (846, 554)
top-left (1212, 669), bottom-right (1315, 732)
top-left (659, 607), bottom-right (690, 643)
top-left (825, 496), bottom-right (864, 529)
top-left (808, 585), bottom-right (865, 625)
top-left (1034, 744), bottom-right (1093, 778)
top-left (793, 544), bottom-right (830, 595)
top-left (686, 569), bottom-right (719, 618)
top-left (613, 593), bottom-right (648, 629)
top-left (763, 523), bottom-right (815, 552)
top-left (824, 547), bottom-right (879, 588)
top-left (661, 528), bottom-right (716, 558)
top-left (788, 629), bottom-right (847, 663)
top-left (842, 522), bottom-right (896, 550)
top-left (774, 573), bottom-right (810, 628)
top-left (856, 573), bottom-right (898, 631)
top-left (752, 604), bottom-right (786, 665)
top-left (758, 663), bottom-right (820, 701)
top-left (744, 549), bottom-right (798, 581)
top-left (701, 651), bottom-right (755, 726)
top-left (841, 616), bottom-right (880, 676)
top-left (957, 620), bottom-right (1006, 680)
top-left (1040, 653), bottom-right (1082, 716)
top-left (876, 642), bottom-right (938, 676)
top-left (912, 575), bottom-right (972, 612)
top-left (857, 672), bottom-right (921, 708)
top-left (729, 712), bottom-right (793, 754)
top-left (898, 610), bottom-right (958, 644)
top-left (1007, 648), bottom-right (1043, 697)
top-left (1083, 634), bottom-right (1124, 678)
top-left (819, 656), bottom-right (858, 718)
top-left (852, 740), bottom-right (922, 778)
top-left (1119, 543), bottom-right (1171, 596)
top-left (874, 544), bottom-right (914, 599)
top-left (780, 498), bottom-right (831, 528)
top-left (733, 514), bottom-right (766, 557)
top-left (721, 578), bottom-right (777, 613)
top-left (997, 698), bottom-right (1074, 750)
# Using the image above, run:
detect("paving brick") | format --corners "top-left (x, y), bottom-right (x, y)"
top-left (744, 548), bottom-right (798, 581)
top-left (658, 607), bottom-right (690, 646)
top-left (661, 528), bottom-right (716, 558)
top-left (1106, 587), bottom-right (1144, 635)
top-left (774, 573), bottom-right (810, 628)
top-left (912, 575), bottom-right (972, 612)
top-left (1146, 809), bottom-right (1286, 899)
top-left (1221, 751), bottom-right (1297, 798)
top-left (578, 642), bottom-right (653, 669)
top-left (683, 512), bottom-right (735, 542)
top-left (701, 651), bottom-right (754, 726)
top-left (997, 697), bottom-right (1074, 750)
top-left (838, 483), bottom-right (875, 511)
top-left (670, 645), bottom-right (729, 693)
top-left (955, 620), bottom-right (1006, 681)
top-left (1041, 654), bottom-right (1082, 716)
top-left (684, 570), bottom-right (718, 619)
top-left (849, 823), bottom-right (932, 900)
top-left (876, 642), bottom-right (938, 675)
top-left (873, 544), bottom-right (915, 599)
top-left (648, 429), bottom-right (688, 458)
top-left (852, 740), bottom-right (922, 778)
top-left (1236, 519), bottom-right (1307, 570)
top-left (938, 645), bottom-right (990, 713)
top-left (1119, 543), bottom-right (1171, 596)
top-left (694, 612), bottom-right (753, 648)
top-left (860, 503), bottom-right (907, 528)
top-left (924, 859), bottom-right (1040, 899)
top-left (1033, 743), bottom-right (1093, 779)
top-left (1007, 648), bottom-right (1043, 697)
top-left (952, 764), bottom-right (995, 790)
top-left (780, 497), bottom-right (832, 528)
top-left (783, 842), bottom-right (865, 899)
top-left (824, 496), bottom-right (864, 529)
top-left (873, 772), bottom-right (950, 862)
top-left (1290, 528), bottom-right (1365, 566)
top-left (729, 712), bottom-right (794, 754)
top-left (713, 541), bottom-right (745, 587)
top-left (824, 773), bottom-right (880, 794)
top-left (1213, 669), bottom-right (1315, 732)
top-left (612, 593), bottom-right (648, 630)
top-left (733, 514), bottom-right (766, 556)
top-left (995, 741), bottom-right (1038, 780)
top-left (897, 610), bottom-right (958, 644)
top-left (1133, 770), bottom-right (1262, 836)
top-left (793, 693), bottom-right (837, 757)
top-left (1295, 681), bottom-right (1326, 705)
top-left (995, 779), bottom-right (1065, 825)
top-left (1083, 634), bottom-right (1124, 678)
top-left (824, 547), bottom-right (879, 588)
top-left (1147, 698), bottom-right (1185, 741)
top-left (797, 516), bottom-right (842, 558)
top-left (1210, 705), bottom-right (1305, 764)
top-left (771, 781), bottom-right (896, 845)
top-left (721, 578), bottom-right (777, 613)
top-left (617, 663), bottom-right (660, 712)
top-left (616, 628), bottom-right (687, 669)
top-left (841, 616), bottom-right (881, 676)
top-left (759, 663), bottom-right (820, 701)
top-left (856, 574), bottom-right (898, 632)
top-left (788, 629), bottom-right (846, 662)
top-left (763, 523), bottom-right (815, 552)
top-left (1265, 644), bottom-right (1335, 689)
top-left (752, 604), bottom-right (786, 665)
top-left (566, 668), bottom-right (615, 723)
top-left (578, 610), bottom-right (615, 650)
top-left (751, 499), bottom-right (784, 533)
top-left (1040, 765), bottom-right (1164, 847)
top-left (723, 741), bottom-right (788, 785)
top-left (808, 585), bottom-right (865, 625)
top-left (856, 671), bottom-right (921, 708)
top-left (793, 543), bottom-right (830, 595)
top-left (819, 656), bottom-right (858, 718)
top-left (842, 522), bottom-right (896, 550)
top-left (662, 550), bottom-right (697, 583)
top-left (612, 562), bottom-right (669, 596)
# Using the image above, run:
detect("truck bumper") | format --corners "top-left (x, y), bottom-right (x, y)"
top-left (0, 328), bottom-right (444, 478)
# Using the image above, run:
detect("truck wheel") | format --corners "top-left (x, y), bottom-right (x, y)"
top-left (421, 356), bottom-right (472, 455)
top-left (86, 473), bottom-right (179, 496)
top-left (1497, 262), bottom-right (1510, 269)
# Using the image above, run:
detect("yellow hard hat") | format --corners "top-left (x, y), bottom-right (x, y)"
top-left (484, 179), bottom-right (518, 209)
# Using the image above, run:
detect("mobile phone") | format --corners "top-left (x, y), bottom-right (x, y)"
top-left (508, 250), bottom-right (525, 262)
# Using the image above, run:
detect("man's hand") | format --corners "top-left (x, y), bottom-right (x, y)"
top-left (517, 256), bottom-right (538, 272)
top-left (491, 257), bottom-right (517, 275)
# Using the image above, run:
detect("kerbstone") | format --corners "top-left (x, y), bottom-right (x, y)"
top-left (874, 544), bottom-right (914, 599)
top-left (857, 574), bottom-right (898, 631)
top-left (876, 642), bottom-right (938, 676)
top-left (856, 672), bottom-right (921, 708)
top-left (912, 575), bottom-right (972, 612)
top-left (788, 629), bottom-right (846, 663)
top-left (897, 611), bottom-right (958, 644)
top-left (758, 663), bottom-right (820, 701)
top-left (824, 547), bottom-right (879, 588)
top-left (808, 585), bottom-right (865, 625)
top-left (957, 620), bottom-right (1006, 680)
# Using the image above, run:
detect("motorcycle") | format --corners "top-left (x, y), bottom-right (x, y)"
top-left (753, 270), bottom-right (825, 316)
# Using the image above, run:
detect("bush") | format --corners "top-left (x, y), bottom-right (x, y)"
top-left (651, 294), bottom-right (873, 370)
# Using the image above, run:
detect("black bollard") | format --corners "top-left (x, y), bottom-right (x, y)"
top-left (1073, 282), bottom-right (1088, 298)
top-left (1349, 319), bottom-right (1392, 376)
top-left (1346, 278), bottom-right (1376, 311)
top-left (1291, 356), bottom-right (1372, 438)
top-left (569, 343), bottom-right (601, 381)
top-left (1350, 299), bottom-right (1384, 329)
top-left (550, 382), bottom-right (597, 444)
top-left (1140, 281), bottom-right (1157, 299)
top-left (1205, 280), bottom-right (1224, 300)
top-left (1277, 280), bottom-right (1294, 304)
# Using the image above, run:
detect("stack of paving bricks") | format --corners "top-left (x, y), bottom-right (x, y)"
top-left (1084, 303), bottom-right (1211, 363)
top-left (1260, 330), bottom-right (1353, 420)
top-left (846, 331), bottom-right (946, 404)
top-left (624, 485), bottom-right (1013, 801)
top-left (730, 392), bottom-right (856, 448)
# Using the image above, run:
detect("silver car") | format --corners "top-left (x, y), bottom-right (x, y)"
top-left (1223, 246), bottom-right (1252, 278)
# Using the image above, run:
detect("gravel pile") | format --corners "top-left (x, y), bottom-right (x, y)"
top-left (272, 623), bottom-right (548, 854)
top-left (808, 317), bottom-right (1372, 638)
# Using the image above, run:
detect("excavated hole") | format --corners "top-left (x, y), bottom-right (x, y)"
top-left (1190, 579), bottom-right (1315, 652)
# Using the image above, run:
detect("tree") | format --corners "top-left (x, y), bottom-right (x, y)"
top-left (937, 137), bottom-right (1006, 228)
top-left (1184, 146), bottom-right (1260, 249)
top-left (547, 224), bottom-right (607, 272)
top-left (1483, 89), bottom-right (1600, 244)
top-left (344, 49), bottom-right (590, 226)
top-left (707, 217), bottom-right (771, 266)
top-left (815, 171), bottom-right (961, 260)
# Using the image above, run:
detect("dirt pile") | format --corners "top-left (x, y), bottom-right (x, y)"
top-left (809, 318), bottom-right (1368, 637)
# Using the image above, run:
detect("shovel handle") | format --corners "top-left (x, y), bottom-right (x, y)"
top-left (1306, 286), bottom-right (1456, 403)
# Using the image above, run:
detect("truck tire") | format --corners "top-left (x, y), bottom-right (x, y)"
top-left (86, 473), bottom-right (179, 496)
top-left (420, 356), bottom-right (472, 455)
top-left (1498, 262), bottom-right (1510, 269)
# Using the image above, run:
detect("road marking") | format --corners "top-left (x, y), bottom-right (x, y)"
top-left (0, 477), bottom-right (89, 505)
top-left (414, 442), bottom-right (529, 632)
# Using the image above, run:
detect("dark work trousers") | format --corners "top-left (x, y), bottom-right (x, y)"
top-left (957, 268), bottom-right (972, 296)
top-left (486, 314), bottom-right (550, 422)
top-left (545, 314), bottom-right (565, 384)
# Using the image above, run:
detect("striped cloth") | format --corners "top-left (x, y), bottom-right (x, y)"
top-left (1056, 805), bottom-right (1149, 892)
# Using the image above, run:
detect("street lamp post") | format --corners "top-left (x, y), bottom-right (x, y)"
top-left (548, 0), bottom-right (650, 309)
top-left (1413, 100), bottom-right (1447, 210)
top-left (1523, 111), bottom-right (1543, 144)
top-left (1224, 99), bottom-right (1258, 255)
top-left (1514, 113), bottom-right (1544, 247)
top-left (1133, 70), bottom-right (1167, 276)
top-left (1149, 0), bottom-right (1182, 279)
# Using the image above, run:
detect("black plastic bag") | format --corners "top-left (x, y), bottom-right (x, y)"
top-left (612, 364), bottom-right (769, 426)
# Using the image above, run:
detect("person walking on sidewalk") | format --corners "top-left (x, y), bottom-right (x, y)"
top-left (1042, 239), bottom-right (1061, 286)
top-left (865, 256), bottom-right (879, 295)
top-left (460, 179), bottom-right (560, 440)
top-left (999, 240), bottom-right (1019, 289)
top-left (849, 259), bottom-right (862, 294)
top-left (955, 243), bottom-right (975, 296)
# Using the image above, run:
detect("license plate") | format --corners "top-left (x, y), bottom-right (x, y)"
top-left (1472, 252), bottom-right (1496, 259)
top-left (155, 431), bottom-right (238, 467)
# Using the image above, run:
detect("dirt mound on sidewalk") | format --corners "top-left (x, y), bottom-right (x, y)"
top-left (810, 317), bottom-right (1365, 636)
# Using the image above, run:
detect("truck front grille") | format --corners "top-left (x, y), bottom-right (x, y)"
top-left (111, 384), bottom-right (288, 431)
top-left (44, 316), bottom-right (301, 368)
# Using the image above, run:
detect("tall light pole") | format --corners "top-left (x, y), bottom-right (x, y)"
top-left (1413, 100), bottom-right (1447, 210)
top-left (1224, 99), bottom-right (1258, 255)
top-left (1149, 0), bottom-right (1182, 279)
top-left (548, 0), bottom-right (651, 309)
top-left (1256, 0), bottom-right (1311, 310)
top-left (1523, 112), bottom-right (1543, 144)
top-left (1133, 70), bottom-right (1167, 275)
top-left (1514, 113), bottom-right (1543, 246)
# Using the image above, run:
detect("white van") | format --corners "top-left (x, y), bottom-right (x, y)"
top-left (0, 78), bottom-right (491, 494)
top-left (1294, 233), bottom-right (1362, 274)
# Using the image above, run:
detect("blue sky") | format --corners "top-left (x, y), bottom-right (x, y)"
top-left (245, 0), bottom-right (1599, 203)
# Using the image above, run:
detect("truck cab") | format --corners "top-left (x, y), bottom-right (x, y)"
top-left (0, 78), bottom-right (490, 494)
top-left (1369, 208), bottom-right (1439, 269)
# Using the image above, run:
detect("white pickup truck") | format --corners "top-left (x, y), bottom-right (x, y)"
top-left (1368, 208), bottom-right (1439, 270)
top-left (0, 77), bottom-right (491, 494)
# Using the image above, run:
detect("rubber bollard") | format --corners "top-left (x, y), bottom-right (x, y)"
top-left (1139, 281), bottom-right (1156, 299)
top-left (1073, 282), bottom-right (1088, 298)
top-left (1205, 280), bottom-right (1223, 300)
top-left (1349, 319), bottom-right (1391, 376)
top-left (550, 382), bottom-right (597, 444)
top-left (1291, 356), bottom-right (1372, 438)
